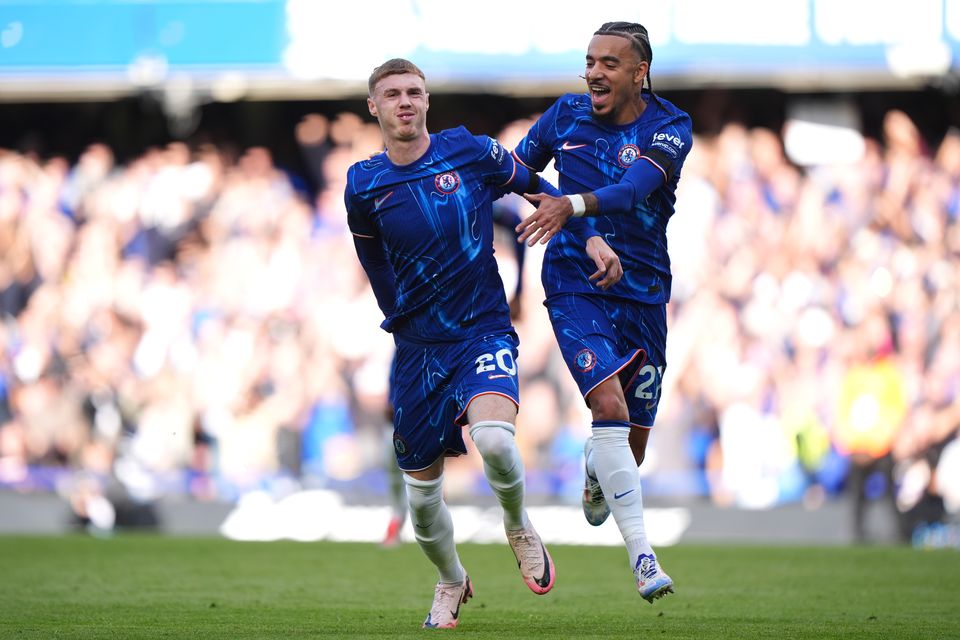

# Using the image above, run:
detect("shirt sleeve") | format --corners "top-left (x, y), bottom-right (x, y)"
top-left (512, 99), bottom-right (560, 172)
top-left (593, 115), bottom-right (694, 215)
top-left (352, 235), bottom-right (397, 317)
top-left (475, 136), bottom-right (520, 187)
top-left (593, 160), bottom-right (664, 215)
top-left (641, 115), bottom-right (693, 184)
top-left (344, 166), bottom-right (377, 238)
top-left (344, 168), bottom-right (397, 317)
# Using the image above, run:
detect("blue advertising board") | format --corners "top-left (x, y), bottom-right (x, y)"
top-left (0, 0), bottom-right (957, 94)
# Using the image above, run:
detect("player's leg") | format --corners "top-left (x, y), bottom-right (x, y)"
top-left (583, 425), bottom-right (649, 526)
top-left (467, 394), bottom-right (525, 529)
top-left (546, 294), bottom-right (641, 527)
top-left (588, 386), bottom-right (673, 602)
top-left (590, 302), bottom-right (673, 602)
top-left (548, 294), bottom-right (672, 601)
top-left (468, 398), bottom-right (556, 595)
top-left (405, 459), bottom-right (473, 628)
top-left (460, 334), bottom-right (555, 595)
top-left (393, 343), bottom-right (472, 628)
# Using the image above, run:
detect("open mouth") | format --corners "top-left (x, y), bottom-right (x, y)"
top-left (589, 85), bottom-right (611, 107)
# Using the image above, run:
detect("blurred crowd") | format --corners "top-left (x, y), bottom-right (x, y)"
top-left (0, 103), bottom-right (958, 544)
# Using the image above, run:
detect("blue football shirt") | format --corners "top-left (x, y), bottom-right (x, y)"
top-left (345, 126), bottom-right (520, 344)
top-left (514, 92), bottom-right (693, 304)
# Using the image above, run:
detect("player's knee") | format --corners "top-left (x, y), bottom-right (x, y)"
top-left (606, 469), bottom-right (640, 506)
top-left (469, 420), bottom-right (517, 473)
top-left (588, 388), bottom-right (629, 421)
top-left (403, 473), bottom-right (443, 514)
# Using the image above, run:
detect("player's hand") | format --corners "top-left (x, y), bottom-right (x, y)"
top-left (585, 236), bottom-right (622, 290)
top-left (515, 193), bottom-right (574, 246)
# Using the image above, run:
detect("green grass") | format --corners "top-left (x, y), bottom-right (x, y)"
top-left (1, 536), bottom-right (958, 639)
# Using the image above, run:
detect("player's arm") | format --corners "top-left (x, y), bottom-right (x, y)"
top-left (506, 160), bottom-right (622, 289)
top-left (482, 133), bottom-right (619, 288)
top-left (345, 177), bottom-right (397, 317)
top-left (352, 235), bottom-right (397, 316)
top-left (501, 102), bottom-right (607, 246)
top-left (500, 155), bottom-right (602, 247)
top-left (517, 160), bottom-right (662, 245)
top-left (517, 121), bottom-right (693, 245)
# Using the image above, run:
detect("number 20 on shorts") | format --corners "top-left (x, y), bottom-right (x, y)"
top-left (475, 348), bottom-right (517, 376)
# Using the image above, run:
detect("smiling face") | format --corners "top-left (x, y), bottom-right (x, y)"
top-left (367, 72), bottom-right (430, 145)
top-left (584, 34), bottom-right (648, 125)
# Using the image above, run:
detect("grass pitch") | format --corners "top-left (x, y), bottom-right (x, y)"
top-left (1, 536), bottom-right (958, 639)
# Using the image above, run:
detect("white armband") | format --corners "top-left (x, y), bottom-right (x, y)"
top-left (567, 194), bottom-right (586, 217)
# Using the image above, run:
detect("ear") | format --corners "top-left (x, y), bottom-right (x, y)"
top-left (635, 60), bottom-right (649, 86)
top-left (367, 96), bottom-right (378, 118)
top-left (424, 91), bottom-right (430, 113)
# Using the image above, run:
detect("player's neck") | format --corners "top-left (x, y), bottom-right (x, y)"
top-left (386, 132), bottom-right (431, 166)
top-left (611, 97), bottom-right (647, 126)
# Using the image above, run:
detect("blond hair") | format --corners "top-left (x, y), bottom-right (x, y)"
top-left (368, 58), bottom-right (426, 96)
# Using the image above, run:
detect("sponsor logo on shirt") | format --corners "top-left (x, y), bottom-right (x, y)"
top-left (650, 132), bottom-right (684, 158)
top-left (435, 171), bottom-right (461, 194)
top-left (617, 144), bottom-right (641, 168)
top-left (652, 132), bottom-right (685, 148)
top-left (490, 139), bottom-right (506, 164)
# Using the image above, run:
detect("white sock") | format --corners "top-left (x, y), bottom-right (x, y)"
top-left (591, 422), bottom-right (654, 565)
top-left (469, 420), bottom-right (528, 531)
top-left (585, 434), bottom-right (597, 479)
top-left (403, 474), bottom-right (464, 583)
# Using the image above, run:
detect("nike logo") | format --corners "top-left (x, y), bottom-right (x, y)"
top-left (534, 545), bottom-right (553, 588)
top-left (614, 489), bottom-right (635, 500)
top-left (451, 576), bottom-right (472, 620)
top-left (561, 141), bottom-right (587, 150)
top-left (374, 191), bottom-right (394, 209)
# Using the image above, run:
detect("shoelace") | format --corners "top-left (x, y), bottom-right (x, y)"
top-left (586, 475), bottom-right (605, 504)
top-left (509, 532), bottom-right (544, 568)
top-left (636, 558), bottom-right (658, 580)
top-left (431, 583), bottom-right (463, 611)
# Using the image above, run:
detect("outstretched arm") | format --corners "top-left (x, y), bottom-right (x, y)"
top-left (502, 160), bottom-right (601, 246)
top-left (502, 157), bottom-right (623, 289)
top-left (516, 158), bottom-right (664, 245)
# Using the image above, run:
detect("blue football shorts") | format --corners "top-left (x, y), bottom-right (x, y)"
top-left (390, 332), bottom-right (520, 471)
top-left (546, 293), bottom-right (667, 428)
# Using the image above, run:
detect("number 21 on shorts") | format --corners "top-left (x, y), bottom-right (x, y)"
top-left (633, 364), bottom-right (664, 408)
